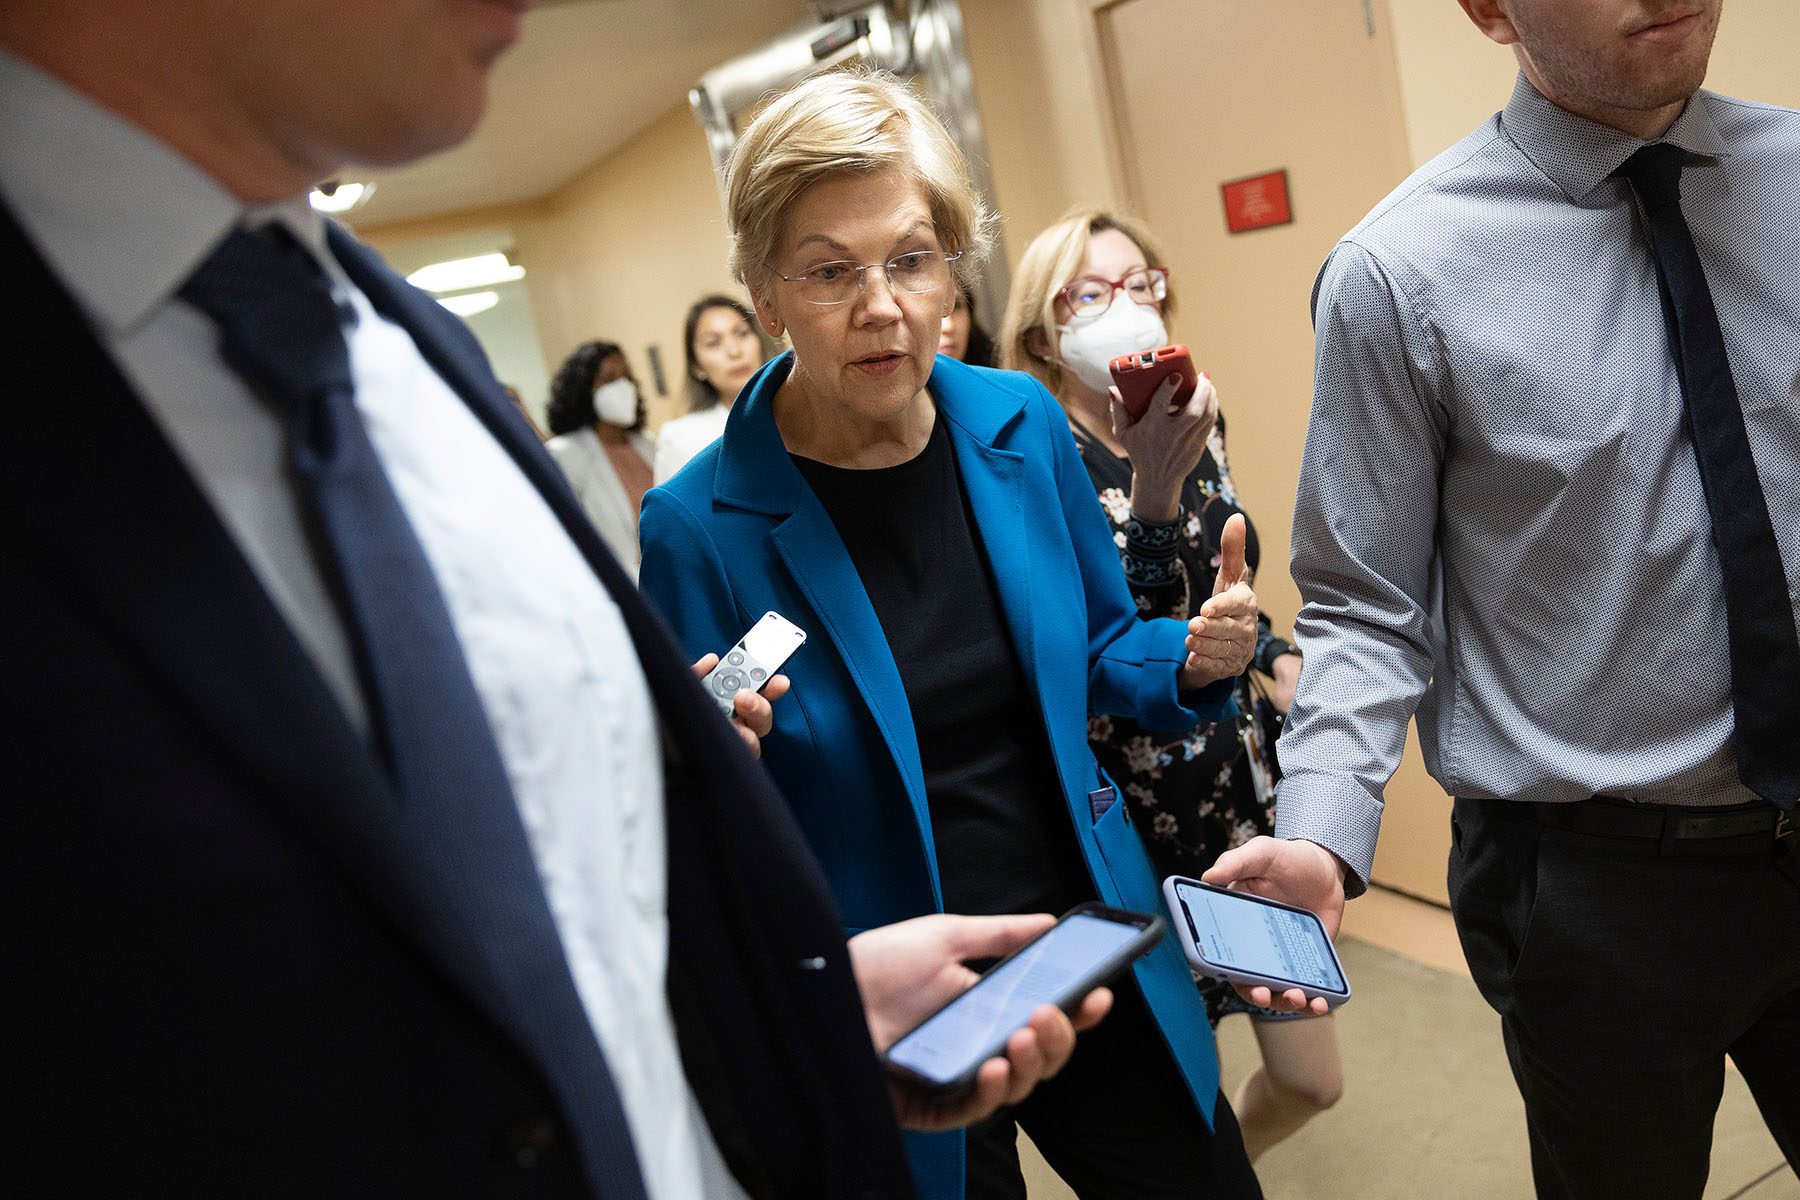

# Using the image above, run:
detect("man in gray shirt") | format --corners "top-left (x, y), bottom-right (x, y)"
top-left (1207, 1), bottom-right (1799, 1195)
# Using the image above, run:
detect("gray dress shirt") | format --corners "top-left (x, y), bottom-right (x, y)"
top-left (1276, 75), bottom-right (1800, 894)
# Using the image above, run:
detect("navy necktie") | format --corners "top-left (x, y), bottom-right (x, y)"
top-left (1619, 144), bottom-right (1800, 809)
top-left (179, 225), bottom-right (651, 1194)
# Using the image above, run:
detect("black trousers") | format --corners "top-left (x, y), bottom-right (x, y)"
top-left (962, 977), bottom-right (1263, 1199)
top-left (1448, 797), bottom-right (1800, 1199)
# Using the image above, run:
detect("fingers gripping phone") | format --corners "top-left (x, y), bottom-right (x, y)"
top-left (882, 903), bottom-right (1164, 1095)
top-left (1109, 343), bottom-right (1199, 421)
top-left (702, 611), bottom-right (806, 716)
top-left (1162, 876), bottom-right (1351, 1010)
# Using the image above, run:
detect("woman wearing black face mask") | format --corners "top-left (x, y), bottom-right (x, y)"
top-left (544, 339), bottom-right (654, 579)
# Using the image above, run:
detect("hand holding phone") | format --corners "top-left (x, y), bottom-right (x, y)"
top-left (1162, 876), bottom-right (1351, 1011)
top-left (1109, 344), bottom-right (1199, 422)
top-left (882, 903), bottom-right (1162, 1096)
top-left (850, 913), bottom-right (1115, 1131)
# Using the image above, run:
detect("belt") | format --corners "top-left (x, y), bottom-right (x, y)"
top-left (1519, 796), bottom-right (1793, 859)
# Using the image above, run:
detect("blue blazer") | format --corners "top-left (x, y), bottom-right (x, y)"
top-left (640, 352), bottom-right (1231, 1198)
top-left (1, 206), bottom-right (913, 1197)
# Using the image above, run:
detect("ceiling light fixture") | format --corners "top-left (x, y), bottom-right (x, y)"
top-left (309, 181), bottom-right (375, 213)
top-left (438, 290), bottom-right (501, 318)
top-left (407, 252), bottom-right (525, 294)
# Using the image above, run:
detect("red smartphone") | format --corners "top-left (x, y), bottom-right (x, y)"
top-left (1109, 344), bottom-right (1199, 421)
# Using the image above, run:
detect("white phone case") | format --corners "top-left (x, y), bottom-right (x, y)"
top-left (1161, 875), bottom-right (1351, 1010)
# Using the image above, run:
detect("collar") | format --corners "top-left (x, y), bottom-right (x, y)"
top-left (1499, 72), bottom-right (1732, 203)
top-left (0, 45), bottom-right (335, 338)
top-left (713, 352), bottom-right (1027, 515)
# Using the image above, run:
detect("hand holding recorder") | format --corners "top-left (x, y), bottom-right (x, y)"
top-left (691, 612), bottom-right (806, 759)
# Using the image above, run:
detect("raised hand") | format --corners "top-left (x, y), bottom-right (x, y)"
top-left (1180, 513), bottom-right (1257, 688)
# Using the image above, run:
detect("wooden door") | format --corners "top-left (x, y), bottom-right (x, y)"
top-left (1094, 0), bottom-right (1451, 901)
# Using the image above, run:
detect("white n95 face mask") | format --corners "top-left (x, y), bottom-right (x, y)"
top-left (1055, 299), bottom-right (1168, 395)
top-left (593, 378), bottom-right (639, 427)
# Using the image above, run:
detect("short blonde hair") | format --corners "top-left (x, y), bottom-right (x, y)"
top-left (997, 208), bottom-right (1175, 396)
top-left (724, 68), bottom-right (993, 296)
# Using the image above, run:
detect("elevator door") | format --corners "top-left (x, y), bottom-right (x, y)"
top-left (1096, 0), bottom-right (1451, 902)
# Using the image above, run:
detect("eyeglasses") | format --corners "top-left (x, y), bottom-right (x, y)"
top-left (1059, 266), bottom-right (1169, 318)
top-left (772, 250), bottom-right (963, 307)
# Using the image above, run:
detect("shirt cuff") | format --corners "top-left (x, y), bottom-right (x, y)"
top-left (1135, 616), bottom-right (1236, 731)
top-left (1121, 515), bottom-right (1183, 589)
top-left (1272, 775), bottom-right (1385, 900)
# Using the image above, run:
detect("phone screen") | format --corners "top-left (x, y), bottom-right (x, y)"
top-left (885, 912), bottom-right (1144, 1087)
top-left (1174, 881), bottom-right (1345, 993)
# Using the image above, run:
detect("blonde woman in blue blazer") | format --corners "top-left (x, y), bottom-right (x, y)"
top-left (640, 70), bottom-right (1263, 1200)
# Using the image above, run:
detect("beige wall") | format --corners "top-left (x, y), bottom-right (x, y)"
top-left (958, 0), bottom-right (1124, 274)
top-left (512, 103), bottom-right (742, 431)
top-left (1705, 0), bottom-right (1800, 105)
top-left (1388, 0), bottom-right (1800, 169)
top-left (361, 103), bottom-right (744, 432)
top-left (1386, 0), bottom-right (1518, 166)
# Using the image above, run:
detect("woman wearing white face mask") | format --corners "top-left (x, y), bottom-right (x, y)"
top-left (999, 210), bottom-right (1341, 1164)
top-left (544, 339), bottom-right (655, 579)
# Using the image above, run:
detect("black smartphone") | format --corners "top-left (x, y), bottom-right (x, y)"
top-left (881, 902), bottom-right (1164, 1094)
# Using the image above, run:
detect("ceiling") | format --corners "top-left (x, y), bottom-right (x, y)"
top-left (347, 0), bottom-right (809, 226)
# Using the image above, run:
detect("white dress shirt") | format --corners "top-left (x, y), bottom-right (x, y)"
top-left (0, 47), bottom-right (744, 1200)
top-left (652, 403), bottom-right (730, 486)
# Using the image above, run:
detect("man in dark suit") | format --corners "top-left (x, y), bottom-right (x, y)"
top-left (0, 2), bottom-right (1101, 1195)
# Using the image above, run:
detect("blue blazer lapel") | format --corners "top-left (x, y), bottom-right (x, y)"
top-left (716, 357), bottom-right (937, 879)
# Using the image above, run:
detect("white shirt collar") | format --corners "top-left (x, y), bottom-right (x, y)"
top-left (0, 45), bottom-right (333, 336)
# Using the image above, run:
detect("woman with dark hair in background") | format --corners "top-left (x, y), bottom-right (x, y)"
top-left (653, 294), bottom-right (763, 485)
top-left (544, 339), bottom-right (654, 579)
top-left (938, 279), bottom-right (995, 368)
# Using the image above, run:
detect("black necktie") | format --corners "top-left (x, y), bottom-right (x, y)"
top-left (1619, 144), bottom-right (1800, 809)
top-left (179, 225), bottom-right (651, 1194)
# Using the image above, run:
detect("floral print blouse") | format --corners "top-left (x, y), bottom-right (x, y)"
top-left (1070, 414), bottom-right (1296, 891)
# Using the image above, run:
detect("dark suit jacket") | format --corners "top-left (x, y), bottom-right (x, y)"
top-left (0, 203), bottom-right (913, 1198)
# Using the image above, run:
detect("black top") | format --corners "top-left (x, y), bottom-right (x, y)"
top-left (793, 413), bottom-right (1091, 917)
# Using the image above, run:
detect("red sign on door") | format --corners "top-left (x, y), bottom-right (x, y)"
top-left (1220, 169), bottom-right (1293, 234)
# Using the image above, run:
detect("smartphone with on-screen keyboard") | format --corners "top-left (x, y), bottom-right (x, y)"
top-left (1162, 876), bottom-right (1351, 1010)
